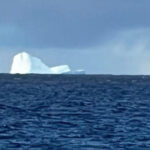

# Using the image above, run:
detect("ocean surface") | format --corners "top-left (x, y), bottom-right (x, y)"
top-left (0, 74), bottom-right (150, 150)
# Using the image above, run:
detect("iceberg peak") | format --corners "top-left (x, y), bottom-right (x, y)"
top-left (19, 51), bottom-right (30, 57)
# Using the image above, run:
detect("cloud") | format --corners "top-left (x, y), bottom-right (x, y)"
top-left (1, 28), bottom-right (150, 74)
top-left (1, 1), bottom-right (150, 74)
top-left (0, 0), bottom-right (150, 48)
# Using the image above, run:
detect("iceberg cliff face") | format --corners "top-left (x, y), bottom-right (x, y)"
top-left (10, 52), bottom-right (52, 74)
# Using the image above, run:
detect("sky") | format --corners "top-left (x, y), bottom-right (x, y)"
top-left (1, 0), bottom-right (150, 74)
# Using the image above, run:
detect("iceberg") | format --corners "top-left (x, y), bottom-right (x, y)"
top-left (10, 52), bottom-right (85, 75)
top-left (10, 52), bottom-right (52, 74)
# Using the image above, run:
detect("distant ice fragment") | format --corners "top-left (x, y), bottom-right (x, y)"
top-left (72, 70), bottom-right (86, 74)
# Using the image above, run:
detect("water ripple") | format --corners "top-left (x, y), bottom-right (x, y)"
top-left (0, 74), bottom-right (150, 149)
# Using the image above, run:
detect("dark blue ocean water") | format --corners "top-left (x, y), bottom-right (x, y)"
top-left (0, 74), bottom-right (150, 150)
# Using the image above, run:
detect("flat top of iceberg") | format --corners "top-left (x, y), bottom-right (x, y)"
top-left (50, 65), bottom-right (70, 74)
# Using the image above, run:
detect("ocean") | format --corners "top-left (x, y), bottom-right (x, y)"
top-left (0, 74), bottom-right (150, 150)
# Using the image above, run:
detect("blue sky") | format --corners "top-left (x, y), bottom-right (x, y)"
top-left (1, 0), bottom-right (150, 74)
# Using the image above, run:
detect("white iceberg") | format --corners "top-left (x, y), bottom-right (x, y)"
top-left (10, 52), bottom-right (85, 75)
top-left (10, 52), bottom-right (70, 74)
top-left (10, 52), bottom-right (52, 74)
